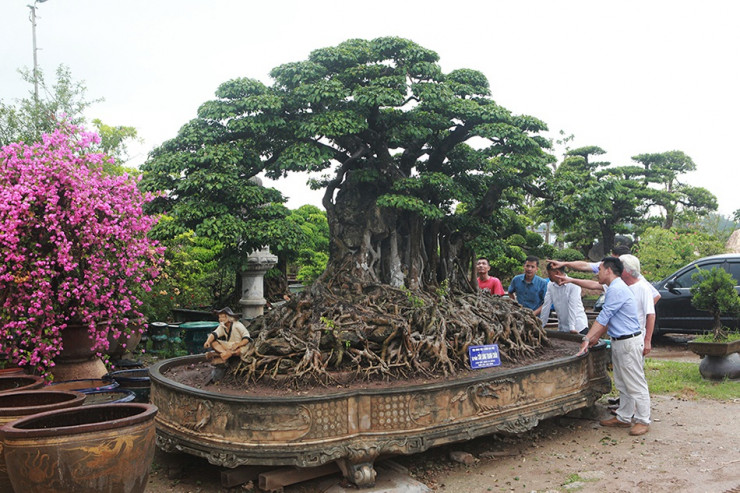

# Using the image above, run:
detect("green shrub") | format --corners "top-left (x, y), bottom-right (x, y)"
top-left (556, 248), bottom-right (585, 262)
top-left (636, 227), bottom-right (724, 281)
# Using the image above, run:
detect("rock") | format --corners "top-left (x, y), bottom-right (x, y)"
top-left (564, 482), bottom-right (586, 490)
top-left (726, 229), bottom-right (740, 253)
top-left (579, 470), bottom-right (605, 480)
top-left (479, 450), bottom-right (518, 459)
top-left (449, 451), bottom-right (476, 466)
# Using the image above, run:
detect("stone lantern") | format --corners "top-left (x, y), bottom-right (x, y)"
top-left (239, 246), bottom-right (278, 320)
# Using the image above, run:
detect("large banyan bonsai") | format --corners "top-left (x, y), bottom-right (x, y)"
top-left (141, 37), bottom-right (556, 385)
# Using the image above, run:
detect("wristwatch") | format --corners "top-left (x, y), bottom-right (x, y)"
top-left (582, 335), bottom-right (590, 344)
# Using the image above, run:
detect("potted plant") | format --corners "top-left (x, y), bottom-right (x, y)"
top-left (0, 127), bottom-right (163, 379)
top-left (687, 267), bottom-right (740, 379)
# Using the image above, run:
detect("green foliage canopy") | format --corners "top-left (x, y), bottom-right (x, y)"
top-left (690, 267), bottom-right (740, 339)
top-left (142, 37), bottom-right (555, 291)
top-left (636, 226), bottom-right (725, 281)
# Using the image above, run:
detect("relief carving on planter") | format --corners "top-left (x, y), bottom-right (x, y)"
top-left (371, 394), bottom-right (416, 430)
top-left (496, 415), bottom-right (539, 434)
top-left (451, 378), bottom-right (517, 415)
top-left (235, 405), bottom-right (312, 441)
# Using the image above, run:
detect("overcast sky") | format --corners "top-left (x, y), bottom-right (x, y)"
top-left (2, 0), bottom-right (738, 216)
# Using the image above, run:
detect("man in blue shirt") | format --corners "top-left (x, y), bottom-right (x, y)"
top-left (578, 257), bottom-right (651, 436)
top-left (507, 256), bottom-right (548, 311)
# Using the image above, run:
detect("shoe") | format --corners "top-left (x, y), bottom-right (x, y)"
top-left (629, 423), bottom-right (649, 436)
top-left (599, 417), bottom-right (631, 428)
top-left (607, 397), bottom-right (620, 405)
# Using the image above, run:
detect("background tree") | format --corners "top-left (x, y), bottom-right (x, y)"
top-left (284, 205), bottom-right (330, 284)
top-left (631, 150), bottom-right (717, 228)
top-left (140, 128), bottom-right (302, 307)
top-left (0, 65), bottom-right (139, 171)
top-left (147, 37), bottom-right (554, 384)
top-left (635, 226), bottom-right (725, 281)
top-left (540, 146), bottom-right (646, 256)
top-left (138, 230), bottom-right (228, 323)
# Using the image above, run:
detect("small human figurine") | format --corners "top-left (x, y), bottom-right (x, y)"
top-left (203, 307), bottom-right (251, 365)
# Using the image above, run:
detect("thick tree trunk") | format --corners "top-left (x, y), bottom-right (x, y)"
top-left (321, 172), bottom-right (474, 293)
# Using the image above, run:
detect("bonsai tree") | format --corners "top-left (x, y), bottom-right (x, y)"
top-left (690, 267), bottom-right (740, 341)
top-left (0, 126), bottom-right (163, 377)
top-left (142, 37), bottom-right (554, 385)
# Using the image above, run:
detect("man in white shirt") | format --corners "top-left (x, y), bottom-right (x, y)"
top-left (538, 262), bottom-right (589, 334)
top-left (619, 255), bottom-right (656, 356)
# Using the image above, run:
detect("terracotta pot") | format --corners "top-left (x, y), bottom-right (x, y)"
top-left (0, 368), bottom-right (25, 377)
top-left (105, 368), bottom-right (150, 402)
top-left (0, 403), bottom-right (158, 493)
top-left (57, 323), bottom-right (97, 363)
top-left (0, 375), bottom-right (44, 394)
top-left (0, 390), bottom-right (86, 493)
top-left (53, 324), bottom-right (107, 380)
top-left (82, 389), bottom-right (136, 405)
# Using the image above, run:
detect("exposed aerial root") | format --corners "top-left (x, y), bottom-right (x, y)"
top-left (230, 280), bottom-right (549, 388)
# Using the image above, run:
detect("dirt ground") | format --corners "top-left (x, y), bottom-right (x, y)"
top-left (145, 336), bottom-right (740, 493)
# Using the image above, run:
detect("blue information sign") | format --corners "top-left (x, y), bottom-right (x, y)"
top-left (468, 344), bottom-right (501, 369)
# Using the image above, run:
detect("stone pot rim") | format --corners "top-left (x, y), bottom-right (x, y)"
top-left (0, 402), bottom-right (157, 438)
top-left (0, 390), bottom-right (86, 417)
top-left (687, 339), bottom-right (740, 357)
top-left (0, 375), bottom-right (44, 394)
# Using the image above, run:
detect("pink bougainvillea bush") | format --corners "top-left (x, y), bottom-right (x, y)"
top-left (0, 127), bottom-right (163, 377)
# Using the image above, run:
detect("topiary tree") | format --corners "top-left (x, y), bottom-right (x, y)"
top-left (690, 267), bottom-right (740, 340)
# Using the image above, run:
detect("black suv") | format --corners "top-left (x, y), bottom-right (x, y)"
top-left (653, 254), bottom-right (740, 336)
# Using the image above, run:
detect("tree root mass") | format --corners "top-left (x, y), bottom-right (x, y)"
top-left (234, 282), bottom-right (549, 388)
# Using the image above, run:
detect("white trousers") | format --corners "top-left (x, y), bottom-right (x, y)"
top-left (611, 336), bottom-right (651, 425)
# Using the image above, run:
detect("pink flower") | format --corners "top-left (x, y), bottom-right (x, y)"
top-left (0, 125), bottom-right (163, 378)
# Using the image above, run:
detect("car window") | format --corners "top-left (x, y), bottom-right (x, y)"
top-left (673, 262), bottom-right (723, 288)
top-left (727, 262), bottom-right (740, 285)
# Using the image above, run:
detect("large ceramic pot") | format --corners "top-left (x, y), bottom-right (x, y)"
top-left (0, 403), bottom-right (158, 493)
top-left (53, 324), bottom-right (108, 380)
top-left (0, 375), bottom-right (44, 394)
top-left (106, 368), bottom-right (150, 403)
top-left (0, 390), bottom-right (87, 492)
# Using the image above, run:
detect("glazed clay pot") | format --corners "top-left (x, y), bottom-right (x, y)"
top-left (0, 403), bottom-right (158, 493)
top-left (53, 324), bottom-right (107, 380)
top-left (0, 375), bottom-right (44, 394)
top-left (0, 390), bottom-right (87, 492)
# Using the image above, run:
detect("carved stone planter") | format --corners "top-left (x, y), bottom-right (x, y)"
top-left (150, 332), bottom-right (610, 487)
top-left (0, 403), bottom-right (158, 493)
